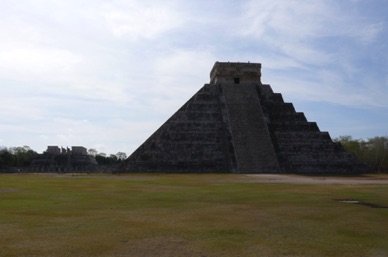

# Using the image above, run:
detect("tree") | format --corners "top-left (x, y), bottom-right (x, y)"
top-left (334, 135), bottom-right (362, 154)
top-left (364, 137), bottom-right (388, 173)
top-left (10, 146), bottom-right (37, 166)
top-left (116, 152), bottom-right (127, 161)
top-left (88, 148), bottom-right (98, 157)
top-left (95, 153), bottom-right (115, 165)
top-left (0, 149), bottom-right (15, 166)
top-left (109, 154), bottom-right (118, 162)
top-left (335, 135), bottom-right (388, 173)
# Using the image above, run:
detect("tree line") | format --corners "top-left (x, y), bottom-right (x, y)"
top-left (0, 146), bottom-right (127, 168)
top-left (0, 146), bottom-right (38, 167)
top-left (87, 149), bottom-right (127, 165)
top-left (334, 136), bottom-right (388, 173)
top-left (1, 137), bottom-right (387, 172)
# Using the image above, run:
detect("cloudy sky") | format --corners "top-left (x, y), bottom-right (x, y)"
top-left (1, 0), bottom-right (387, 155)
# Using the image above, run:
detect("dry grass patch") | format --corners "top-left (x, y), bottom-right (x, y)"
top-left (0, 173), bottom-right (387, 257)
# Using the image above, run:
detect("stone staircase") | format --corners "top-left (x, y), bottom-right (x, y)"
top-left (220, 83), bottom-right (280, 173)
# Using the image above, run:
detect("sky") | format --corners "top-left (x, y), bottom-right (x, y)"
top-left (0, 0), bottom-right (387, 156)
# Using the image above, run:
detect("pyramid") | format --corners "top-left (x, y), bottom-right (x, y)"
top-left (120, 62), bottom-right (367, 174)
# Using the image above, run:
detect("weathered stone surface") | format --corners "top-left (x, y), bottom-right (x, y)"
top-left (122, 84), bottom-right (230, 173)
top-left (119, 62), bottom-right (367, 174)
top-left (220, 83), bottom-right (279, 173)
top-left (30, 146), bottom-right (97, 172)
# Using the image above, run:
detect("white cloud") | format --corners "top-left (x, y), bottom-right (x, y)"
top-left (155, 49), bottom-right (215, 84)
top-left (103, 2), bottom-right (183, 40)
top-left (123, 49), bottom-right (217, 116)
top-left (267, 68), bottom-right (388, 109)
top-left (0, 0), bottom-right (386, 154)
top-left (240, 0), bottom-right (384, 64)
top-left (238, 0), bottom-right (387, 110)
top-left (0, 46), bottom-right (82, 77)
top-left (241, 1), bottom-right (330, 38)
top-left (353, 22), bottom-right (384, 43)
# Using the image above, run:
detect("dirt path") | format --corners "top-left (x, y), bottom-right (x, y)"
top-left (13, 172), bottom-right (388, 185)
top-left (245, 174), bottom-right (388, 184)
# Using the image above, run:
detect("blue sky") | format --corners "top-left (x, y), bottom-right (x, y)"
top-left (0, 0), bottom-right (387, 155)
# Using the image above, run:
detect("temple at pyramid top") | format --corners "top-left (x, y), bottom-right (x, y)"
top-left (119, 61), bottom-right (367, 174)
top-left (210, 62), bottom-right (262, 84)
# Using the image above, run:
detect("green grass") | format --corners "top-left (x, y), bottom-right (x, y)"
top-left (0, 174), bottom-right (387, 257)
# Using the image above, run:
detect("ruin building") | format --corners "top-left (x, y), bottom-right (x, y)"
top-left (30, 146), bottom-right (97, 172)
top-left (119, 62), bottom-right (367, 174)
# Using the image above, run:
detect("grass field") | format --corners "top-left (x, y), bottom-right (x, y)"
top-left (0, 173), bottom-right (387, 257)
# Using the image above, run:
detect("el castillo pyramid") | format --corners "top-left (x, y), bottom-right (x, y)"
top-left (120, 62), bottom-right (366, 174)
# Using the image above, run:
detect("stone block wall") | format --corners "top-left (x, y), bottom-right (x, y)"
top-left (123, 84), bottom-right (231, 173)
top-left (257, 86), bottom-right (367, 173)
top-left (30, 146), bottom-right (97, 172)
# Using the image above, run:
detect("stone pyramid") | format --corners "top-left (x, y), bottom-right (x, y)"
top-left (120, 62), bottom-right (366, 174)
